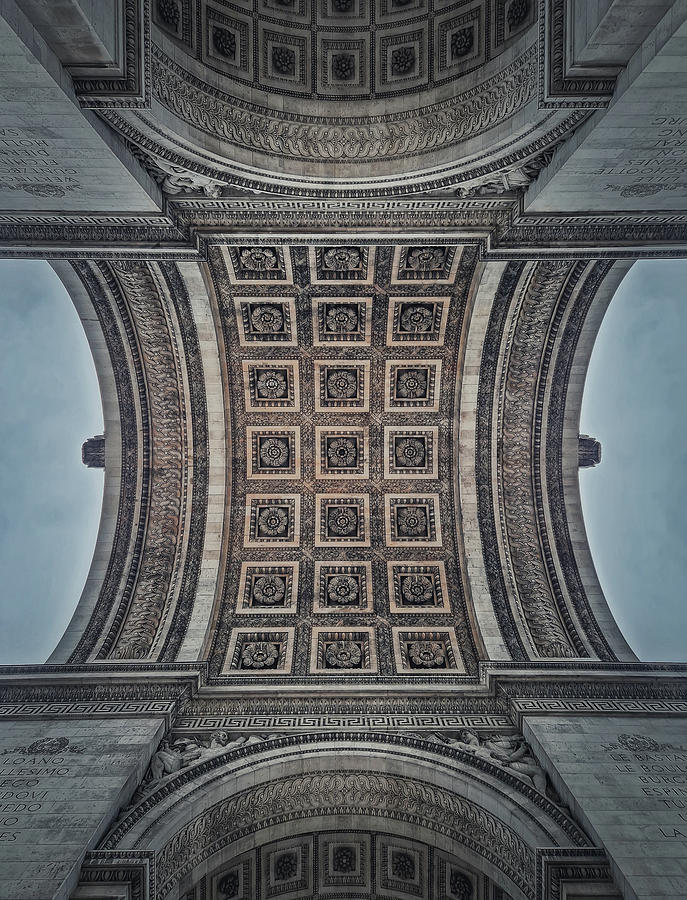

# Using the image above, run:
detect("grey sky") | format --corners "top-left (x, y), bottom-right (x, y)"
top-left (0, 260), bottom-right (103, 664)
top-left (580, 260), bottom-right (687, 662)
top-left (0, 259), bottom-right (684, 664)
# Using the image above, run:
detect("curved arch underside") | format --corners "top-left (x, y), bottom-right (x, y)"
top-left (6, 5), bottom-right (687, 896)
top-left (52, 246), bottom-right (634, 678)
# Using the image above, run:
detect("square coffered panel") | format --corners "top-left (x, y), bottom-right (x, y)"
top-left (386, 297), bottom-right (450, 346)
top-left (314, 561), bottom-right (373, 613)
top-left (384, 494), bottom-right (442, 547)
top-left (222, 245), bottom-right (294, 283)
top-left (383, 426), bottom-right (439, 479)
top-left (244, 495), bottom-right (301, 548)
top-left (222, 628), bottom-right (296, 674)
top-left (391, 627), bottom-right (466, 674)
top-left (312, 297), bottom-right (372, 346)
top-left (247, 426), bottom-right (301, 479)
top-left (234, 296), bottom-right (298, 346)
top-left (390, 245), bottom-right (461, 284)
top-left (387, 561), bottom-right (450, 613)
top-left (314, 360), bottom-right (370, 413)
top-left (242, 360), bottom-right (300, 412)
top-left (309, 246), bottom-right (376, 284)
top-left (315, 494), bottom-right (371, 547)
top-left (236, 562), bottom-right (300, 615)
top-left (315, 426), bottom-right (369, 479)
top-left (310, 627), bottom-right (378, 674)
top-left (384, 361), bottom-right (442, 412)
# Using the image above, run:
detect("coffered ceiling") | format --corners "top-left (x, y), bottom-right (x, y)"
top-left (207, 241), bottom-right (480, 680)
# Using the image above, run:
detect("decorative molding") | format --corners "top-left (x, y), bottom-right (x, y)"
top-left (150, 42), bottom-right (539, 164)
top-left (535, 849), bottom-right (616, 900)
top-left (538, 0), bottom-right (616, 107)
top-left (174, 714), bottom-right (514, 731)
top-left (497, 261), bottom-right (580, 658)
top-left (76, 850), bottom-right (155, 900)
top-left (105, 262), bottom-right (185, 660)
top-left (0, 700), bottom-right (177, 719)
top-left (67, 262), bottom-right (146, 663)
top-left (73, 0), bottom-right (152, 108)
top-left (153, 769), bottom-right (536, 897)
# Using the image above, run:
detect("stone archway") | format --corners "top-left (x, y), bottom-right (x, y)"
top-left (97, 732), bottom-right (598, 900)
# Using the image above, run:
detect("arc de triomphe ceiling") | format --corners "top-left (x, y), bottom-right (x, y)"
top-left (1, 3), bottom-right (687, 900)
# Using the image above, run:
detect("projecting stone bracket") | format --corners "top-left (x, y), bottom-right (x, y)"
top-left (578, 434), bottom-right (602, 468)
top-left (82, 434), bottom-right (105, 468)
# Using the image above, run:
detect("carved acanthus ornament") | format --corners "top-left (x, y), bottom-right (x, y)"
top-left (151, 770), bottom-right (536, 897)
top-left (498, 262), bottom-right (579, 658)
top-left (151, 44), bottom-right (538, 164)
top-left (107, 262), bottom-right (185, 660)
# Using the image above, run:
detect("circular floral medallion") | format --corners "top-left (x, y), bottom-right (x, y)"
top-left (212, 26), bottom-right (236, 59)
top-left (401, 574), bottom-right (434, 604)
top-left (240, 247), bottom-right (276, 271)
top-left (274, 851), bottom-right (298, 880)
top-left (408, 640), bottom-right (446, 668)
top-left (325, 304), bottom-right (358, 332)
top-left (241, 641), bottom-right (279, 669)
top-left (272, 46), bottom-right (295, 75)
top-left (323, 247), bottom-right (361, 271)
top-left (507, 0), bottom-right (530, 29)
top-left (391, 46), bottom-right (416, 76)
top-left (258, 506), bottom-right (288, 536)
top-left (259, 437), bottom-right (289, 467)
top-left (400, 304), bottom-right (434, 332)
top-left (157, 0), bottom-right (180, 27)
top-left (391, 850), bottom-right (416, 879)
top-left (27, 737), bottom-right (70, 755)
top-left (327, 574), bottom-right (360, 604)
top-left (394, 437), bottom-right (426, 466)
top-left (451, 26), bottom-right (474, 59)
top-left (327, 369), bottom-right (358, 398)
top-left (250, 304), bottom-right (284, 334)
top-left (327, 506), bottom-right (358, 536)
top-left (396, 506), bottom-right (428, 536)
top-left (252, 575), bottom-right (286, 605)
top-left (256, 370), bottom-right (287, 398)
top-left (327, 437), bottom-right (357, 467)
top-left (407, 247), bottom-right (445, 271)
top-left (332, 53), bottom-right (355, 81)
top-left (332, 845), bottom-right (356, 872)
top-left (396, 369), bottom-right (428, 399)
top-left (450, 871), bottom-right (474, 900)
top-left (218, 871), bottom-right (240, 898)
top-left (325, 640), bottom-right (363, 669)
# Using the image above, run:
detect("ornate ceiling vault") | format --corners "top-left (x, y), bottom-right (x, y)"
top-left (1, 2), bottom-right (687, 898)
top-left (50, 244), bottom-right (631, 678)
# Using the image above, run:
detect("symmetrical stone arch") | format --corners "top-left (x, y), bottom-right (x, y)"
top-left (101, 733), bottom-right (591, 899)
top-left (2, 4), bottom-right (687, 897)
top-left (46, 251), bottom-right (636, 672)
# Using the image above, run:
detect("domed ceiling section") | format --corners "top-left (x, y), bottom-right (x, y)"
top-left (152, 0), bottom-right (536, 109)
top-left (102, 0), bottom-right (583, 194)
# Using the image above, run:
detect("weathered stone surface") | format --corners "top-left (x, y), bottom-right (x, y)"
top-left (0, 717), bottom-right (164, 900)
top-left (526, 715), bottom-right (687, 900)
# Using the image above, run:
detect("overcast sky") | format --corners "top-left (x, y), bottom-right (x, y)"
top-left (579, 259), bottom-right (687, 661)
top-left (0, 260), bottom-right (103, 664)
top-left (0, 259), bottom-right (684, 665)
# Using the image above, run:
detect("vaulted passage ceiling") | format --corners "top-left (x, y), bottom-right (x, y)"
top-left (207, 242), bottom-right (480, 679)
top-left (152, 0), bottom-right (536, 106)
top-left (56, 248), bottom-right (635, 674)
